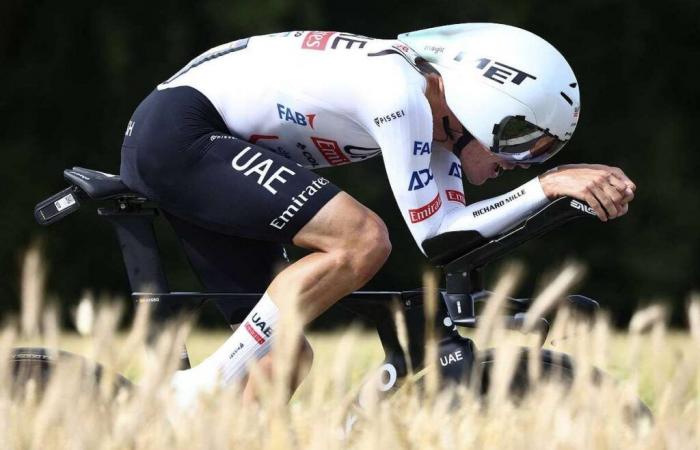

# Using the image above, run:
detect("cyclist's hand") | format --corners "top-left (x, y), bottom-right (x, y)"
top-left (538, 164), bottom-right (636, 221)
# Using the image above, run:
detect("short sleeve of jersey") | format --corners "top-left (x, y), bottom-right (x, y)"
top-left (355, 77), bottom-right (441, 249)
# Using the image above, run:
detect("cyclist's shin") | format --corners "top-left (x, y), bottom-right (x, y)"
top-left (197, 293), bottom-right (280, 384)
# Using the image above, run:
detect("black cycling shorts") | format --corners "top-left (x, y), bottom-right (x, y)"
top-left (120, 86), bottom-right (341, 322)
top-left (120, 86), bottom-right (340, 243)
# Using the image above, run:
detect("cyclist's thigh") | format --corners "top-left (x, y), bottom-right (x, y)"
top-left (164, 211), bottom-right (286, 324)
top-left (291, 192), bottom-right (389, 251)
top-left (120, 86), bottom-right (341, 243)
top-left (162, 135), bottom-right (340, 242)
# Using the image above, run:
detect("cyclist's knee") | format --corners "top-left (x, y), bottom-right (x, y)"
top-left (336, 210), bottom-right (391, 284)
top-left (293, 192), bottom-right (391, 283)
top-left (358, 212), bottom-right (392, 270)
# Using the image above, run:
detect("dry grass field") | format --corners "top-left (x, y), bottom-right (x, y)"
top-left (1, 246), bottom-right (699, 449)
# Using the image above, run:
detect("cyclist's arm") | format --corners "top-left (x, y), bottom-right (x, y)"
top-left (432, 152), bottom-right (550, 237)
top-left (360, 85), bottom-right (441, 248)
top-left (361, 86), bottom-right (549, 253)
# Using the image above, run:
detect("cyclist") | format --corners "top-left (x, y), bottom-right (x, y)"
top-left (119, 24), bottom-right (635, 405)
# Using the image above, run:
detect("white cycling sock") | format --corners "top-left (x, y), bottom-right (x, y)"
top-left (171, 293), bottom-right (279, 405)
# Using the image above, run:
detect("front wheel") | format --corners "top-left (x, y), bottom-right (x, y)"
top-left (454, 347), bottom-right (652, 420)
top-left (471, 348), bottom-right (578, 397)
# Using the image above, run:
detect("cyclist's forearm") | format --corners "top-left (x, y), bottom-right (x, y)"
top-left (435, 177), bottom-right (550, 238)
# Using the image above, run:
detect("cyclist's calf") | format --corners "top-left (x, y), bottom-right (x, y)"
top-left (242, 336), bottom-right (314, 404)
top-left (269, 192), bottom-right (391, 321)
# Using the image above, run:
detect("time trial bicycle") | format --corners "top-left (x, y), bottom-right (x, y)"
top-left (14, 166), bottom-right (641, 415)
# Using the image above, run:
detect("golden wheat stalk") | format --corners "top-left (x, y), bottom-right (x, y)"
top-left (7, 254), bottom-right (700, 449)
top-left (20, 240), bottom-right (46, 339)
top-left (522, 262), bottom-right (584, 333)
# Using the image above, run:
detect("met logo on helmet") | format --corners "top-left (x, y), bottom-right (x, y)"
top-left (466, 57), bottom-right (537, 86)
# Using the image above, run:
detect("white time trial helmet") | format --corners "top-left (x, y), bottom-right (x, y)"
top-left (398, 23), bottom-right (580, 163)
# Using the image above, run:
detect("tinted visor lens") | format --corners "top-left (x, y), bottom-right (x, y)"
top-left (492, 116), bottom-right (567, 163)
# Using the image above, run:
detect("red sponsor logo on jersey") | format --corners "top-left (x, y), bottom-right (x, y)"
top-left (244, 322), bottom-right (265, 345)
top-left (302, 31), bottom-right (335, 50)
top-left (311, 137), bottom-right (350, 165)
top-left (409, 194), bottom-right (442, 223)
top-left (446, 190), bottom-right (466, 205)
top-left (249, 134), bottom-right (279, 144)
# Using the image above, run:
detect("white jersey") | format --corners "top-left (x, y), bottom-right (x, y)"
top-left (158, 31), bottom-right (550, 252)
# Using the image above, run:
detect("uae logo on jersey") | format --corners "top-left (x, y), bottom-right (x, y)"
top-left (409, 194), bottom-right (442, 223)
top-left (311, 137), bottom-right (350, 165)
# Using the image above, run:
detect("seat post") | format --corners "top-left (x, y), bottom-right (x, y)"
top-left (99, 198), bottom-right (192, 369)
top-left (99, 202), bottom-right (169, 294)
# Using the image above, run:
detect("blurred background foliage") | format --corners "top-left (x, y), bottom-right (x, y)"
top-left (0, 0), bottom-right (697, 326)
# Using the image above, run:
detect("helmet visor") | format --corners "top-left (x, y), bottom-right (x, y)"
top-left (492, 116), bottom-right (567, 163)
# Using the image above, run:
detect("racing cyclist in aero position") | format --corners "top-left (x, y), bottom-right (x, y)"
top-left (119, 24), bottom-right (635, 405)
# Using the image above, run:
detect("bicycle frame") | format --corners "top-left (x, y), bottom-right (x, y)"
top-left (101, 191), bottom-right (597, 383)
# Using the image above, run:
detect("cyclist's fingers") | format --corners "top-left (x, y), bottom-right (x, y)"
top-left (603, 183), bottom-right (626, 218)
top-left (584, 190), bottom-right (608, 221)
top-left (610, 174), bottom-right (635, 203)
top-left (607, 167), bottom-right (636, 191)
top-left (590, 185), bottom-right (618, 218)
top-left (622, 186), bottom-right (635, 203)
top-left (605, 173), bottom-right (628, 193)
top-left (618, 202), bottom-right (629, 216)
top-left (593, 169), bottom-right (632, 205)
top-left (589, 164), bottom-right (632, 185)
top-left (603, 182), bottom-right (624, 205)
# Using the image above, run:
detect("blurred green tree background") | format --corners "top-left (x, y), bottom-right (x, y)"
top-left (1, 0), bottom-right (697, 326)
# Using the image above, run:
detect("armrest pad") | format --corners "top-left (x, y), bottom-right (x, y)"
top-left (422, 230), bottom-right (487, 266)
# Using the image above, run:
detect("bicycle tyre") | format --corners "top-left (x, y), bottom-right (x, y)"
top-left (470, 348), bottom-right (651, 420)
